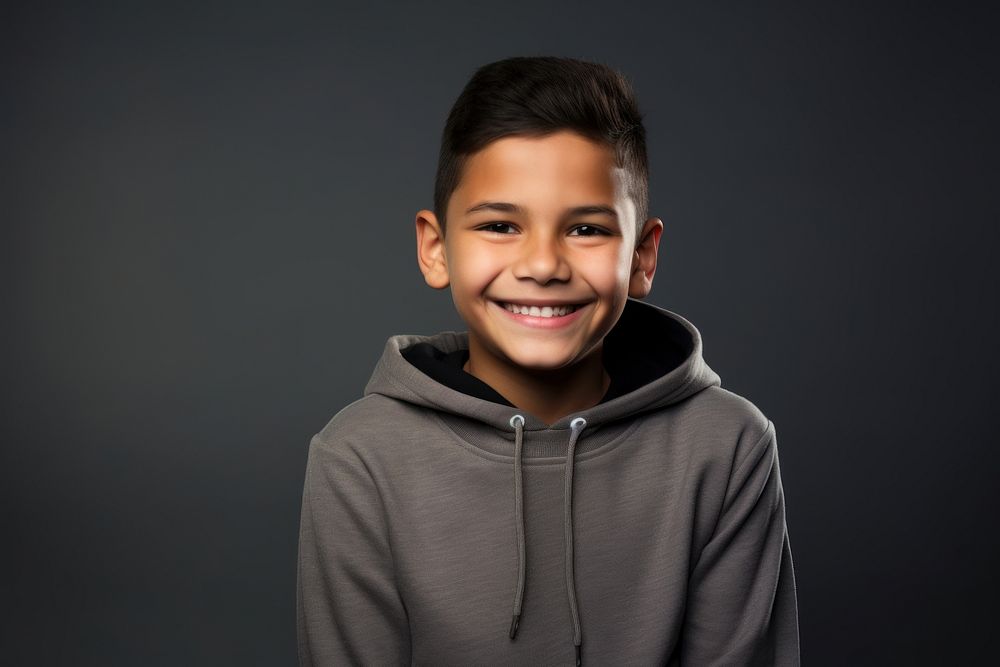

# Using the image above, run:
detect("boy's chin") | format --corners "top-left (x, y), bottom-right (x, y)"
top-left (495, 345), bottom-right (594, 373)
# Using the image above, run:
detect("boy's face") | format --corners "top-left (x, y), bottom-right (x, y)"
top-left (416, 130), bottom-right (662, 377)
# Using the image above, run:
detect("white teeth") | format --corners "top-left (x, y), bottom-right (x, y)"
top-left (502, 302), bottom-right (580, 317)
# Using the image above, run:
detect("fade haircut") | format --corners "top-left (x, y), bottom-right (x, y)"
top-left (433, 56), bottom-right (649, 245)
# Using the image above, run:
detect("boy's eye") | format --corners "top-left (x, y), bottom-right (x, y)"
top-left (476, 223), bottom-right (610, 236)
top-left (478, 222), bottom-right (516, 234)
top-left (568, 225), bottom-right (610, 237)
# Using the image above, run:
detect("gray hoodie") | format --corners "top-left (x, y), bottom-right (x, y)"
top-left (297, 297), bottom-right (800, 666)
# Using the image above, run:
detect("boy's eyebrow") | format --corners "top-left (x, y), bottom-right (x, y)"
top-left (465, 201), bottom-right (618, 219)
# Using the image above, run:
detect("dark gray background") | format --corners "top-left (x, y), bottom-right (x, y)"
top-left (3, 1), bottom-right (996, 664)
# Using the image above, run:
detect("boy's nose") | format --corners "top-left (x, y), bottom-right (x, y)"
top-left (512, 235), bottom-right (572, 284)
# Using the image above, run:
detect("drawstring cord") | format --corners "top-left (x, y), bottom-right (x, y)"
top-left (508, 414), bottom-right (526, 640)
top-left (508, 414), bottom-right (589, 667)
top-left (565, 416), bottom-right (587, 666)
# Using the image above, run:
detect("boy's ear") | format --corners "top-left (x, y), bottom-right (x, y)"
top-left (628, 217), bottom-right (664, 298)
top-left (415, 210), bottom-right (450, 289)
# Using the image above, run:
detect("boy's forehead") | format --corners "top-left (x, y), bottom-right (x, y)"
top-left (451, 132), bottom-right (628, 214)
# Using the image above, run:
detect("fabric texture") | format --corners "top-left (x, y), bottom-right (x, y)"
top-left (297, 297), bottom-right (800, 666)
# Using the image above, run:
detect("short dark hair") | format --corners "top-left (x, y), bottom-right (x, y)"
top-left (433, 56), bottom-right (649, 245)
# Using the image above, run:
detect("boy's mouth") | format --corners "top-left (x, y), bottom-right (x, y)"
top-left (492, 300), bottom-right (587, 318)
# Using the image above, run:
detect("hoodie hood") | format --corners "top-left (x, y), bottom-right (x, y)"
top-left (362, 297), bottom-right (721, 665)
top-left (365, 297), bottom-right (721, 431)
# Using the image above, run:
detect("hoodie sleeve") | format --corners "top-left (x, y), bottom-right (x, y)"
top-left (296, 433), bottom-right (411, 666)
top-left (679, 420), bottom-right (800, 666)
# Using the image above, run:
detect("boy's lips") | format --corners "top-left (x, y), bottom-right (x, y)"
top-left (489, 299), bottom-right (591, 329)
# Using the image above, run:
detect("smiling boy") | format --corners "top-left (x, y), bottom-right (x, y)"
top-left (298, 56), bottom-right (800, 666)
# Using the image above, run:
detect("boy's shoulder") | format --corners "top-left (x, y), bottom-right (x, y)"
top-left (308, 393), bottom-right (425, 463)
top-left (670, 384), bottom-right (777, 470)
top-left (685, 384), bottom-right (771, 433)
top-left (313, 392), bottom-right (414, 436)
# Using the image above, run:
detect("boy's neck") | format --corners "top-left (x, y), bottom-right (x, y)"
top-left (462, 343), bottom-right (611, 427)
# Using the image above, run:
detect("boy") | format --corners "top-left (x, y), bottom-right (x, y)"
top-left (297, 56), bottom-right (800, 666)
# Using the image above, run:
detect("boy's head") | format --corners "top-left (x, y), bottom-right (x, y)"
top-left (415, 56), bottom-right (663, 380)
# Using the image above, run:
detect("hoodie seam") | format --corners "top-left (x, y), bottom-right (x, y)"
top-left (706, 419), bottom-right (776, 543)
top-left (730, 419), bottom-right (775, 485)
top-left (664, 360), bottom-right (702, 404)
